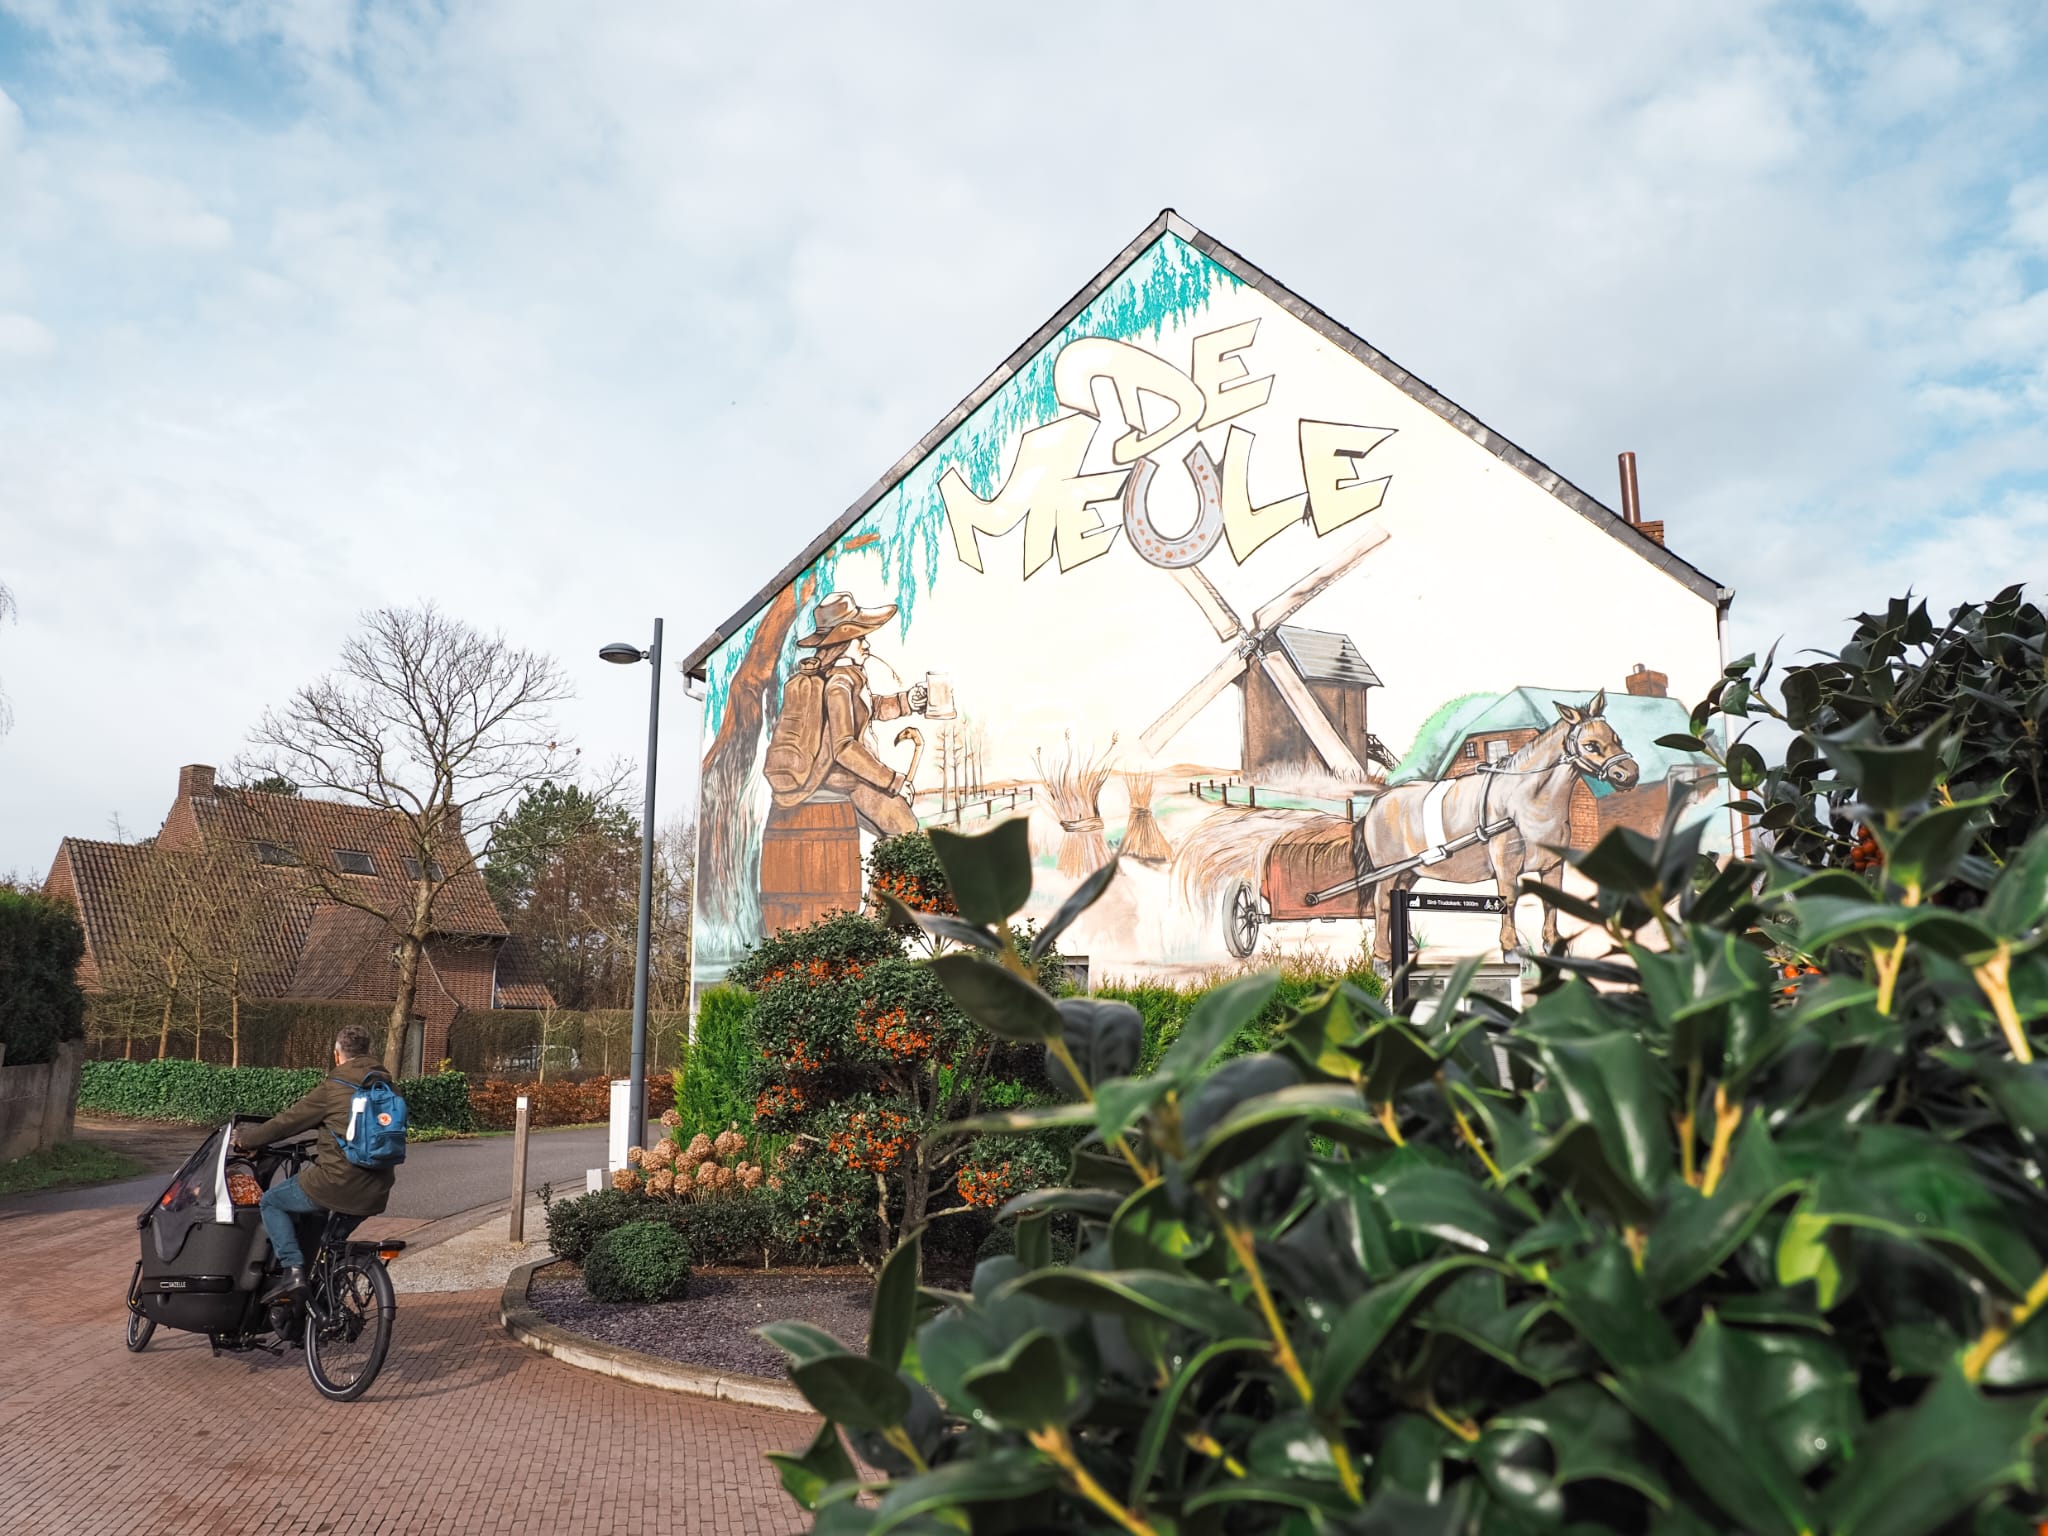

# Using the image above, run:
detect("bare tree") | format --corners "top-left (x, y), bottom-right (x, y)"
top-left (241, 605), bottom-right (575, 1075)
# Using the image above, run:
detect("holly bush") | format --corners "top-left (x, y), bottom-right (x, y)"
top-left (1698, 585), bottom-right (2046, 875)
top-left (759, 654), bottom-right (2048, 1534)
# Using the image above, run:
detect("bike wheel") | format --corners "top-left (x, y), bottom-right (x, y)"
top-left (303, 1257), bottom-right (394, 1402)
top-left (125, 1309), bottom-right (155, 1352)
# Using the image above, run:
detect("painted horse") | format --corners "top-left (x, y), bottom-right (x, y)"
top-left (1350, 690), bottom-right (1639, 964)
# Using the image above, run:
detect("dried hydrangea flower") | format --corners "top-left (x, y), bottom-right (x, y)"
top-left (714, 1129), bottom-right (746, 1160)
top-left (625, 1145), bottom-right (644, 1168)
top-left (612, 1168), bottom-right (642, 1193)
top-left (695, 1161), bottom-right (717, 1186)
top-left (646, 1168), bottom-right (674, 1197)
top-left (739, 1165), bottom-right (764, 1190)
top-left (686, 1133), bottom-right (715, 1160)
top-left (659, 1108), bottom-right (682, 1129)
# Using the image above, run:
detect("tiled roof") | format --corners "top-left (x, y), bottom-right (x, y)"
top-left (46, 775), bottom-right (551, 1012)
top-left (289, 906), bottom-right (399, 1000)
top-left (186, 787), bottom-right (508, 938)
top-left (491, 936), bottom-right (554, 1009)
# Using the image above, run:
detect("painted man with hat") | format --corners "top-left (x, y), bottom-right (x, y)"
top-left (762, 591), bottom-right (928, 837)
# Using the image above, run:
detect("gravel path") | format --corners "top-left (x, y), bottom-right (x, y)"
top-left (532, 1265), bottom-right (872, 1377)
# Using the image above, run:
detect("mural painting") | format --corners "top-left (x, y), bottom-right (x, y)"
top-left (687, 219), bottom-right (1733, 994)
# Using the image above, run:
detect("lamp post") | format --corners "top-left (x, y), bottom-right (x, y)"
top-left (600, 619), bottom-right (662, 1154)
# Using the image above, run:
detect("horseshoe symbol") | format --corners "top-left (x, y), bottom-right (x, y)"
top-left (1123, 441), bottom-right (1226, 569)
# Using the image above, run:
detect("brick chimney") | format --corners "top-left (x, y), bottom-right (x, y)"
top-left (1624, 664), bottom-right (1669, 699)
top-left (177, 764), bottom-right (218, 800)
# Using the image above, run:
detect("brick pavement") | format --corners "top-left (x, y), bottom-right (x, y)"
top-left (0, 1203), bottom-right (809, 1535)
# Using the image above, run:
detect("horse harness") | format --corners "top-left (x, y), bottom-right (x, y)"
top-left (1308, 724), bottom-right (1634, 906)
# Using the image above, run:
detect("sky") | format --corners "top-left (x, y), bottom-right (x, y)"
top-left (1, 0), bottom-right (2044, 877)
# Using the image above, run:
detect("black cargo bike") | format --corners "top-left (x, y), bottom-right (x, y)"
top-left (124, 1118), bottom-right (404, 1401)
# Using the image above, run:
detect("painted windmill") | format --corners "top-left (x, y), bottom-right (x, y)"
top-left (1139, 526), bottom-right (1397, 782)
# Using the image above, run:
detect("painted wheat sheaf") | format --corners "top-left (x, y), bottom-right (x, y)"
top-left (1118, 772), bottom-right (1173, 864)
top-left (1036, 732), bottom-right (1118, 879)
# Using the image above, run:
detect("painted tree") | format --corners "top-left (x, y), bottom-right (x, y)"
top-left (242, 605), bottom-right (575, 1076)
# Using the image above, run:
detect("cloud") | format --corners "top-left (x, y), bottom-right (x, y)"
top-left (0, 311), bottom-right (54, 358)
top-left (0, 0), bottom-right (2043, 871)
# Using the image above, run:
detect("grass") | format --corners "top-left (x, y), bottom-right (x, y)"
top-left (0, 1140), bottom-right (147, 1196)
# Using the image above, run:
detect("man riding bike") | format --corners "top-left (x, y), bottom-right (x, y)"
top-left (233, 1024), bottom-right (398, 1304)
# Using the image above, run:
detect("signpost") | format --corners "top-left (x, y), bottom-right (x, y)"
top-left (509, 1094), bottom-right (530, 1243)
top-left (1389, 890), bottom-right (1512, 1011)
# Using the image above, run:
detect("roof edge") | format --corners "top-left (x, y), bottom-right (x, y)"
top-left (682, 210), bottom-right (1728, 675)
top-left (681, 209), bottom-right (1181, 677)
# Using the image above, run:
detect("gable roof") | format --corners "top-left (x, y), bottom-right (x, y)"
top-left (1266, 626), bottom-right (1381, 688)
top-left (1390, 687), bottom-right (1702, 784)
top-left (45, 769), bottom-right (547, 1011)
top-left (682, 209), bottom-right (1729, 679)
top-left (181, 786), bottom-right (507, 939)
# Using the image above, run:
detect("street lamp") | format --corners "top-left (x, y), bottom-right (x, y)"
top-left (600, 619), bottom-right (662, 1154)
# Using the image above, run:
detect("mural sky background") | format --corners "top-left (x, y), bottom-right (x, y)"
top-left (1, 2), bottom-right (2045, 874)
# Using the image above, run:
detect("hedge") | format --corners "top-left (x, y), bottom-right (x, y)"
top-left (445, 1008), bottom-right (690, 1081)
top-left (1105, 962), bottom-right (1382, 1073)
top-left (78, 1060), bottom-right (475, 1131)
top-left (85, 997), bottom-right (391, 1069)
top-left (0, 889), bottom-right (86, 1065)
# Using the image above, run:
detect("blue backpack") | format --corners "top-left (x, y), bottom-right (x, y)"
top-left (332, 1069), bottom-right (409, 1169)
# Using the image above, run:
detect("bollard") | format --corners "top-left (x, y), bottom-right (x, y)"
top-left (509, 1094), bottom-right (530, 1243)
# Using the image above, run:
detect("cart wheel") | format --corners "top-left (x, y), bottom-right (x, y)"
top-left (125, 1309), bottom-right (155, 1352)
top-left (1225, 879), bottom-right (1262, 959)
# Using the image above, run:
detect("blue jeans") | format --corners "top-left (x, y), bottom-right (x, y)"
top-left (259, 1175), bottom-right (359, 1269)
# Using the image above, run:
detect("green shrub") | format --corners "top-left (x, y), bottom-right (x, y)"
top-left (674, 986), bottom-right (756, 1138)
top-left (679, 1195), bottom-right (775, 1267)
top-left (0, 890), bottom-right (85, 1065)
top-left (1111, 964), bottom-right (1381, 1073)
top-left (542, 1187), bottom-right (683, 1264)
top-left (394, 1071), bottom-right (472, 1132)
top-left (582, 1219), bottom-right (690, 1304)
top-left (77, 1059), bottom-right (473, 1130)
top-left (758, 658), bottom-right (2048, 1536)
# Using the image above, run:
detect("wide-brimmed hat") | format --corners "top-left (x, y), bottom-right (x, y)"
top-left (798, 591), bottom-right (898, 648)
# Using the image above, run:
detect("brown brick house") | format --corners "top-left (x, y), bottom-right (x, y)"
top-left (44, 764), bottom-right (552, 1071)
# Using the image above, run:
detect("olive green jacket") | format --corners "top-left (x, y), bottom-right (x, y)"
top-left (236, 1056), bottom-right (398, 1216)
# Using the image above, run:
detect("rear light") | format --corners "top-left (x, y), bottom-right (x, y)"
top-left (377, 1247), bottom-right (403, 1262)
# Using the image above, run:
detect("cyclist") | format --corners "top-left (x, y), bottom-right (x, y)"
top-left (233, 1025), bottom-right (398, 1304)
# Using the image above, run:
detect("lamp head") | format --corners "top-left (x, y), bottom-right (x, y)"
top-left (598, 642), bottom-right (646, 665)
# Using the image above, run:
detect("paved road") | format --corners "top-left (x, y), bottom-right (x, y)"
top-left (0, 1124), bottom-right (610, 1226)
top-left (0, 1197), bottom-right (806, 1534)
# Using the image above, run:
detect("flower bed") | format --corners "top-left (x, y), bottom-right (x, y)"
top-left (528, 1264), bottom-right (870, 1379)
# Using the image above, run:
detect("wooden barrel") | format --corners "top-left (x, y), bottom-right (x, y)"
top-left (760, 798), bottom-right (864, 935)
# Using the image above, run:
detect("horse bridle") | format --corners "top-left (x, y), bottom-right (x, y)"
top-left (1476, 722), bottom-right (1638, 786)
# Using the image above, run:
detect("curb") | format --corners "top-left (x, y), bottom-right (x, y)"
top-left (498, 1257), bottom-right (810, 1414)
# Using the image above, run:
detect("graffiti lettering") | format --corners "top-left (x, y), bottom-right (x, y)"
top-left (1299, 421), bottom-right (1396, 536)
top-left (1192, 320), bottom-right (1273, 428)
top-left (942, 331), bottom-right (1395, 578)
top-left (1054, 337), bottom-right (1208, 465)
top-left (941, 416), bottom-right (1126, 576)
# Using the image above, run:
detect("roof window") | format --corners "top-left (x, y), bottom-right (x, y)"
top-left (333, 849), bottom-right (377, 877)
top-left (402, 856), bottom-right (446, 882)
top-left (254, 841), bottom-right (299, 866)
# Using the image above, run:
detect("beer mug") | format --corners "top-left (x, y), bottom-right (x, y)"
top-left (924, 671), bottom-right (956, 720)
